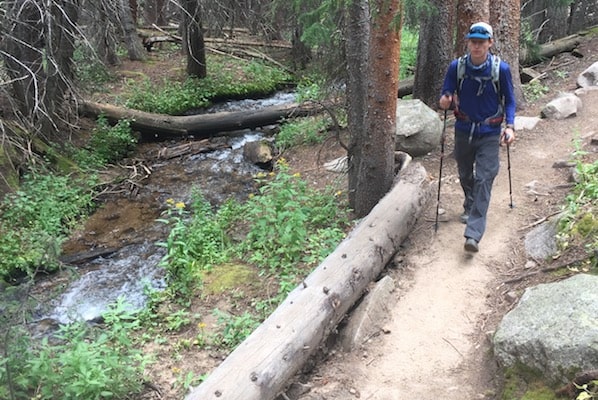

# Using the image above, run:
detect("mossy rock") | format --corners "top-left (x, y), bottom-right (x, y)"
top-left (202, 263), bottom-right (260, 296)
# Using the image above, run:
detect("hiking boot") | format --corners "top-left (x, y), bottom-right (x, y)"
top-left (464, 237), bottom-right (479, 253)
top-left (460, 213), bottom-right (469, 224)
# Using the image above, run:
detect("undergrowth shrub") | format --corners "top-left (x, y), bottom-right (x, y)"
top-left (88, 116), bottom-right (137, 164)
top-left (558, 138), bottom-right (598, 269)
top-left (0, 298), bottom-right (148, 399)
top-left (0, 173), bottom-right (96, 281)
top-left (157, 195), bottom-right (242, 302)
top-left (236, 159), bottom-right (349, 275)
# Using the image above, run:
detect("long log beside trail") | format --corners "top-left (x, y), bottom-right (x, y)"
top-left (186, 162), bottom-right (431, 400)
top-left (79, 101), bottom-right (321, 139)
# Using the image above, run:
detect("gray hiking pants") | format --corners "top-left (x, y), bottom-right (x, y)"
top-left (454, 130), bottom-right (500, 242)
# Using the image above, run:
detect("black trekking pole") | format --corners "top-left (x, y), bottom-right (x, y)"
top-left (434, 109), bottom-right (448, 232)
top-left (506, 140), bottom-right (514, 208)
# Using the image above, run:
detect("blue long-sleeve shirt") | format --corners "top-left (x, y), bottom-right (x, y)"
top-left (441, 54), bottom-right (516, 135)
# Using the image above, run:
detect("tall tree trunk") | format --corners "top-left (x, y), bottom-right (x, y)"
top-left (182, 0), bottom-right (207, 78)
top-left (413, 0), bottom-right (455, 108)
top-left (351, 0), bottom-right (402, 217)
top-left (145, 0), bottom-right (166, 25)
top-left (568, 0), bottom-right (598, 34)
top-left (120, 0), bottom-right (146, 61)
top-left (539, 0), bottom-right (569, 43)
top-left (1, 0), bottom-right (80, 138)
top-left (129, 0), bottom-right (138, 23)
top-left (490, 0), bottom-right (525, 109)
top-left (345, 0), bottom-right (370, 210)
top-left (455, 0), bottom-right (489, 56)
top-left (291, 27), bottom-right (312, 71)
top-left (88, 1), bottom-right (120, 66)
top-left (44, 0), bottom-right (80, 134)
top-left (2, 1), bottom-right (44, 119)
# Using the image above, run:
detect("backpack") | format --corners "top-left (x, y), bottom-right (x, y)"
top-left (455, 54), bottom-right (504, 125)
top-left (457, 53), bottom-right (501, 97)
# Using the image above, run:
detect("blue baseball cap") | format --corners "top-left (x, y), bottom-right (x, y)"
top-left (466, 22), bottom-right (493, 40)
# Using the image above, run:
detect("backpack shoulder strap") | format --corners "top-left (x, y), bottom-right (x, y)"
top-left (456, 55), bottom-right (468, 94)
top-left (491, 54), bottom-right (502, 101)
top-left (457, 54), bottom-right (502, 98)
top-left (491, 54), bottom-right (501, 84)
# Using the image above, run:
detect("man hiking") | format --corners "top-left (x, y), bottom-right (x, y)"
top-left (439, 21), bottom-right (516, 253)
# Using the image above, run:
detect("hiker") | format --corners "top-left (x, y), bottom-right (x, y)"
top-left (438, 21), bottom-right (516, 253)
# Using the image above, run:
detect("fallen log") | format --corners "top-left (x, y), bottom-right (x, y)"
top-left (156, 139), bottom-right (230, 159)
top-left (522, 33), bottom-right (583, 65)
top-left (398, 76), bottom-right (414, 98)
top-left (79, 101), bottom-right (322, 140)
top-left (186, 162), bottom-right (432, 400)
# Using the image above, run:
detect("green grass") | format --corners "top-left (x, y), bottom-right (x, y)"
top-left (124, 55), bottom-right (293, 115)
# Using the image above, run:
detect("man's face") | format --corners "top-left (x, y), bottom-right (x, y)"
top-left (467, 38), bottom-right (493, 59)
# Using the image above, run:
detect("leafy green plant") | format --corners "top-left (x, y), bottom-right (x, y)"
top-left (0, 173), bottom-right (96, 280)
top-left (174, 370), bottom-right (205, 392)
top-left (400, 27), bottom-right (419, 79)
top-left (73, 46), bottom-right (114, 91)
top-left (88, 115), bottom-right (137, 164)
top-left (125, 77), bottom-right (212, 115)
top-left (523, 80), bottom-right (550, 102)
top-left (576, 380), bottom-right (598, 400)
top-left (296, 75), bottom-right (326, 102)
top-left (237, 160), bottom-right (348, 274)
top-left (1, 299), bottom-right (148, 400)
top-left (558, 138), bottom-right (598, 263)
top-left (276, 115), bottom-right (330, 151)
top-left (211, 309), bottom-right (260, 349)
top-left (156, 194), bottom-right (241, 301)
top-left (165, 309), bottom-right (192, 331)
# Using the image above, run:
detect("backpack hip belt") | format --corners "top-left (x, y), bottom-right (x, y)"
top-left (454, 109), bottom-right (504, 127)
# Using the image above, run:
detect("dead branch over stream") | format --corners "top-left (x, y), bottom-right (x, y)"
top-left (79, 101), bottom-right (323, 140)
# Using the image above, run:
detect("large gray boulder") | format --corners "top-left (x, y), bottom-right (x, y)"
top-left (541, 93), bottom-right (582, 120)
top-left (524, 218), bottom-right (559, 260)
top-left (577, 61), bottom-right (598, 88)
top-left (395, 99), bottom-right (442, 157)
top-left (493, 274), bottom-right (598, 382)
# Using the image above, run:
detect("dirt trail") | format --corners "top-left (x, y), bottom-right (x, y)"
top-left (299, 86), bottom-right (598, 400)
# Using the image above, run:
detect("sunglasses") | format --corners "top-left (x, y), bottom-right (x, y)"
top-left (469, 26), bottom-right (490, 35)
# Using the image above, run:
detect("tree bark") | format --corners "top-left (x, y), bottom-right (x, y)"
top-left (491, 0), bottom-right (525, 108)
top-left (182, 0), bottom-right (207, 78)
top-left (79, 101), bottom-right (323, 139)
top-left (413, 0), bottom-right (455, 108)
top-left (120, 0), bottom-right (147, 61)
top-left (87, 1), bottom-right (120, 66)
top-left (351, 0), bottom-right (402, 218)
top-left (1, 0), bottom-right (79, 137)
top-left (455, 0), bottom-right (489, 56)
top-left (185, 162), bottom-right (432, 400)
top-left (345, 0), bottom-right (370, 210)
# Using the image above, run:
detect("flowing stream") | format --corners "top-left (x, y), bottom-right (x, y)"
top-left (35, 92), bottom-right (296, 326)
